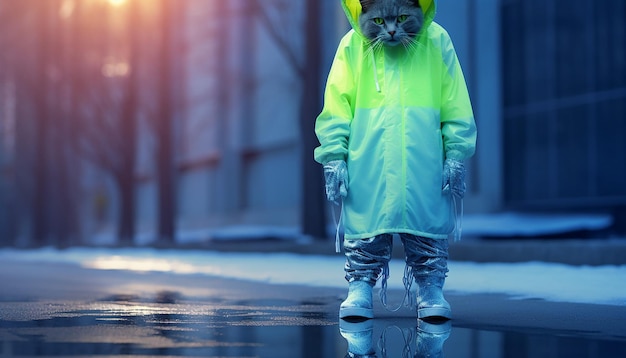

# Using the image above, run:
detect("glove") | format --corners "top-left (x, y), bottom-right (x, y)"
top-left (442, 158), bottom-right (466, 199)
top-left (323, 160), bottom-right (348, 204)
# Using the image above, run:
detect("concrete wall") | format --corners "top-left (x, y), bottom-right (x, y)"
top-left (438, 0), bottom-right (503, 213)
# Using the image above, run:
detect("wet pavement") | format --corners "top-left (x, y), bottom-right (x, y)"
top-left (1, 257), bottom-right (626, 357)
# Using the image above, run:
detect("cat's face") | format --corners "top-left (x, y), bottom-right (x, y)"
top-left (358, 0), bottom-right (423, 48)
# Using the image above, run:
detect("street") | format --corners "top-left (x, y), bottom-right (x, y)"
top-left (1, 251), bottom-right (625, 357)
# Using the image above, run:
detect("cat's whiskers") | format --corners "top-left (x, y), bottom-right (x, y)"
top-left (364, 37), bottom-right (385, 59)
top-left (405, 34), bottom-right (425, 51)
top-left (363, 41), bottom-right (376, 59)
top-left (400, 37), bottom-right (419, 52)
top-left (373, 38), bottom-right (385, 53)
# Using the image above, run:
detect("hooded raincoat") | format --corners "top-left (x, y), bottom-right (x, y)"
top-left (314, 0), bottom-right (477, 240)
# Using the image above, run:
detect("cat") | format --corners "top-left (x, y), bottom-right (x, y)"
top-left (358, 0), bottom-right (424, 48)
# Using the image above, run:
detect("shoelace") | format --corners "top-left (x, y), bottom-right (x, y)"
top-left (378, 324), bottom-right (414, 358)
top-left (452, 195), bottom-right (464, 241)
top-left (379, 263), bottom-right (415, 312)
top-left (331, 199), bottom-right (344, 253)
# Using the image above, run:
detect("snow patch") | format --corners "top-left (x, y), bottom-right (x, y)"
top-left (1, 248), bottom-right (624, 306)
top-left (462, 212), bottom-right (612, 237)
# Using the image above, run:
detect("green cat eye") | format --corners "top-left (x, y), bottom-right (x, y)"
top-left (373, 18), bottom-right (384, 25)
top-left (398, 15), bottom-right (408, 23)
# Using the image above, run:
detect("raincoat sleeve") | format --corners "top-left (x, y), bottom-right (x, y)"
top-left (314, 35), bottom-right (356, 165)
top-left (439, 32), bottom-right (477, 161)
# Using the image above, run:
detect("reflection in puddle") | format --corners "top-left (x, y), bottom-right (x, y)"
top-left (1, 299), bottom-right (625, 357)
top-left (0, 299), bottom-right (338, 357)
top-left (340, 319), bottom-right (451, 357)
top-left (338, 319), bottom-right (626, 358)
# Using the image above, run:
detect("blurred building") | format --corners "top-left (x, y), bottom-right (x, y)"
top-left (441, 0), bottom-right (625, 232)
top-left (500, 1), bottom-right (626, 211)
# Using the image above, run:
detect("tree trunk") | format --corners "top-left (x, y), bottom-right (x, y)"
top-left (116, 169), bottom-right (135, 245)
top-left (48, 0), bottom-right (78, 247)
top-left (60, 0), bottom-right (85, 245)
top-left (31, 1), bottom-right (52, 246)
top-left (155, 0), bottom-right (177, 244)
top-left (117, 0), bottom-right (140, 245)
top-left (300, 1), bottom-right (326, 240)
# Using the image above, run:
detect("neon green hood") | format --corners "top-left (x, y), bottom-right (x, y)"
top-left (342, 0), bottom-right (436, 36)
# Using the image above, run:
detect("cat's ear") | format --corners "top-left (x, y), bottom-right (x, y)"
top-left (359, 0), bottom-right (375, 13)
top-left (409, 0), bottom-right (421, 7)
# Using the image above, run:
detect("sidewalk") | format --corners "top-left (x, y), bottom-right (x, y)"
top-left (1, 257), bottom-right (625, 357)
top-left (185, 212), bottom-right (626, 266)
top-left (181, 236), bottom-right (626, 266)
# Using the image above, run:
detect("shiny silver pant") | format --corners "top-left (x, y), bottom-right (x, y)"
top-left (343, 234), bottom-right (449, 285)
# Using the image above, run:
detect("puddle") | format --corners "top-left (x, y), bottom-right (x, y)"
top-left (1, 300), bottom-right (625, 357)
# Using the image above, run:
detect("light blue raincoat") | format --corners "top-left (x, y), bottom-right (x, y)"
top-left (314, 0), bottom-right (477, 240)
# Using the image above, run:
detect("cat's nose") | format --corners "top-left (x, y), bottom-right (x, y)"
top-left (388, 30), bottom-right (396, 37)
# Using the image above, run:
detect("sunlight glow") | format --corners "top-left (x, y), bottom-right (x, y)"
top-left (85, 256), bottom-right (198, 273)
top-left (92, 303), bottom-right (177, 316)
top-left (59, 0), bottom-right (75, 19)
top-left (101, 58), bottom-right (130, 77)
top-left (107, 0), bottom-right (128, 7)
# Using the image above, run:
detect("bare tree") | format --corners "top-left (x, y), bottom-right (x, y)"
top-left (0, 0), bottom-right (180, 246)
top-left (74, 1), bottom-right (140, 245)
top-left (255, 0), bottom-right (326, 239)
top-left (49, 0), bottom-right (81, 247)
top-left (0, 0), bottom-right (79, 247)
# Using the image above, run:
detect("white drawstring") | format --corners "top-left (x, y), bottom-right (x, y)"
top-left (371, 53), bottom-right (381, 93)
top-left (452, 196), bottom-right (464, 242)
top-left (332, 200), bottom-right (344, 253)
